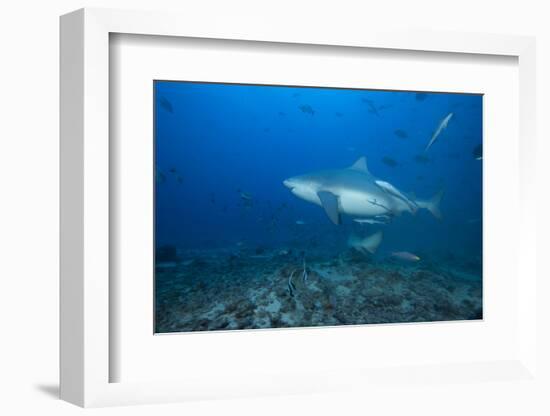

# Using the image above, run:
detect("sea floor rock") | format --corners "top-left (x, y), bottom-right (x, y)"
top-left (154, 248), bottom-right (483, 333)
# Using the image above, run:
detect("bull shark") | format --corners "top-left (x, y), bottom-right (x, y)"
top-left (283, 157), bottom-right (443, 225)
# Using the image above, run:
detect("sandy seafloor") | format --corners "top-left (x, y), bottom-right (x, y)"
top-left (155, 246), bottom-right (482, 333)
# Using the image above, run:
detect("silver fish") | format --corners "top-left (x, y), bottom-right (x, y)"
top-left (425, 112), bottom-right (453, 152)
top-left (391, 251), bottom-right (421, 262)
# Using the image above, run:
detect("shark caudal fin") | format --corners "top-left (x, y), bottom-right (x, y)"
top-left (362, 231), bottom-right (383, 253)
top-left (416, 189), bottom-right (444, 220)
top-left (349, 231), bottom-right (383, 254)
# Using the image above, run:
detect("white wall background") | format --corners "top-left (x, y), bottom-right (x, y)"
top-left (0, 1), bottom-right (548, 415)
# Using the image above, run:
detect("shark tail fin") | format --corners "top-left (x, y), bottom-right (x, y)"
top-left (417, 189), bottom-right (444, 220)
top-left (360, 231), bottom-right (383, 254)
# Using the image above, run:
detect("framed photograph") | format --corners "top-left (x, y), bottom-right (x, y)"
top-left (153, 80), bottom-right (482, 334)
top-left (60, 8), bottom-right (538, 407)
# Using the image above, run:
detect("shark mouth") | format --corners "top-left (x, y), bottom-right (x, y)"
top-left (283, 179), bottom-right (294, 189)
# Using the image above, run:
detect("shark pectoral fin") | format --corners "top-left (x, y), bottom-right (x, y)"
top-left (317, 191), bottom-right (341, 225)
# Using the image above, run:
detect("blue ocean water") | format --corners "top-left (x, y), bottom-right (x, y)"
top-left (154, 81), bottom-right (483, 333)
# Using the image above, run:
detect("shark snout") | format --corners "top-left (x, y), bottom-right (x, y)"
top-left (283, 179), bottom-right (294, 189)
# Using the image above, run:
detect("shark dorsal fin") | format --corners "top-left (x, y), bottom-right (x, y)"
top-left (349, 157), bottom-right (370, 174)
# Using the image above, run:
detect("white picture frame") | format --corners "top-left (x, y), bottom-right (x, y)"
top-left (60, 8), bottom-right (538, 408)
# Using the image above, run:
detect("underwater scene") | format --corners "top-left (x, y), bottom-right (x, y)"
top-left (154, 81), bottom-right (483, 333)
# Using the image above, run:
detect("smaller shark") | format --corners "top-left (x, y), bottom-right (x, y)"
top-left (283, 157), bottom-right (443, 225)
top-left (425, 112), bottom-right (453, 151)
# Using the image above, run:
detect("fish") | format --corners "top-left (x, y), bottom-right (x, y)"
top-left (382, 156), bottom-right (398, 167)
top-left (335, 112), bottom-right (344, 117)
top-left (394, 129), bottom-right (408, 139)
top-left (361, 98), bottom-right (392, 116)
top-left (238, 190), bottom-right (253, 201)
top-left (353, 218), bottom-right (387, 225)
top-left (348, 231), bottom-right (383, 254)
top-left (391, 251), bottom-right (421, 262)
top-left (283, 156), bottom-right (443, 225)
top-left (159, 96), bottom-right (173, 113)
top-left (415, 93), bottom-right (428, 101)
top-left (425, 112), bottom-right (453, 151)
top-left (287, 270), bottom-right (297, 297)
top-left (278, 111), bottom-right (286, 116)
top-left (414, 154), bottom-right (431, 164)
top-left (295, 220), bottom-right (306, 225)
top-left (472, 143), bottom-right (482, 160)
top-left (298, 104), bottom-right (315, 115)
top-left (361, 98), bottom-right (377, 114)
top-left (302, 259), bottom-right (308, 284)
top-left (176, 175), bottom-right (183, 184)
